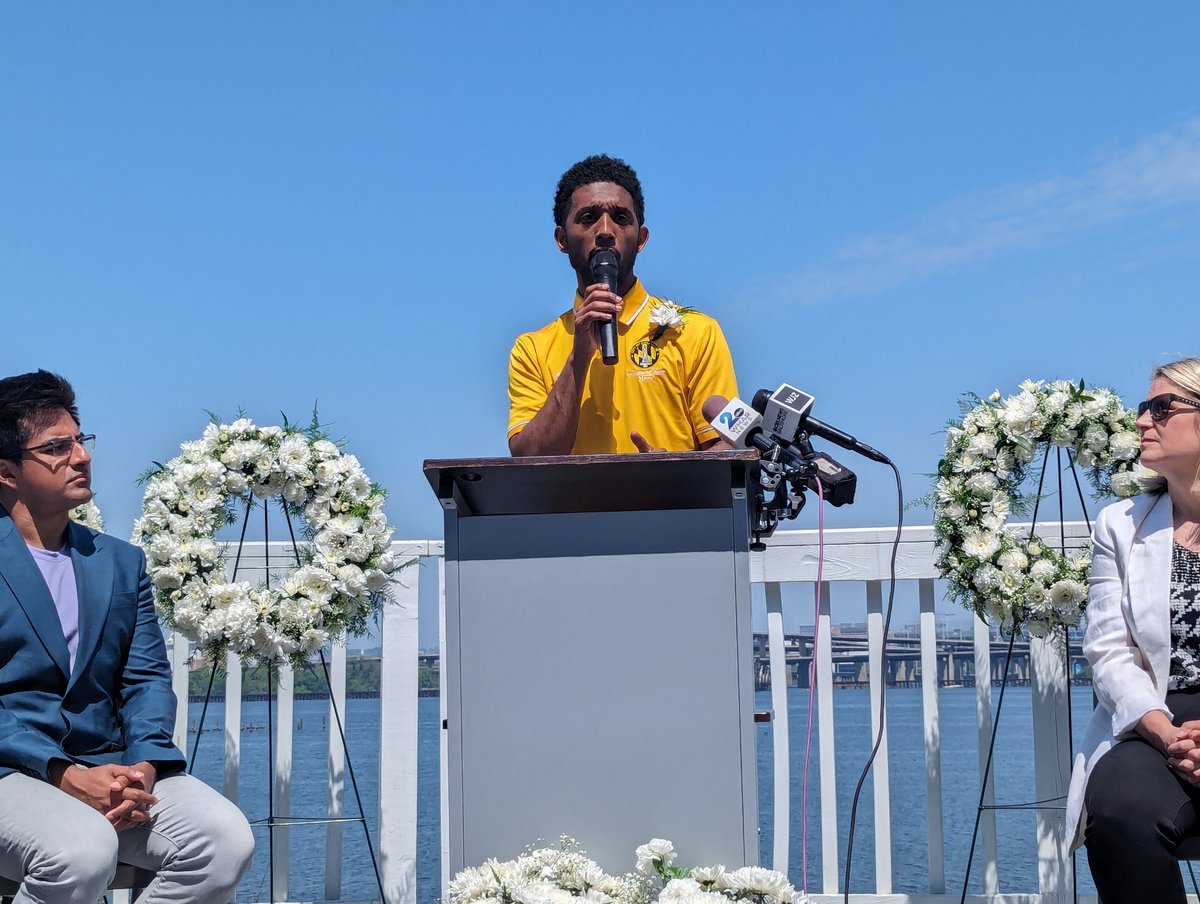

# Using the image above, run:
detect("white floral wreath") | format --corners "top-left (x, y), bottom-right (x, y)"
top-left (932, 379), bottom-right (1141, 636)
top-left (133, 417), bottom-right (398, 666)
top-left (70, 500), bottom-right (104, 532)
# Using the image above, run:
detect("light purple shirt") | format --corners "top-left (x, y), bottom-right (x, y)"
top-left (28, 543), bottom-right (79, 672)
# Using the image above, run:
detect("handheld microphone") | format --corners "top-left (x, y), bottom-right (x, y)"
top-left (589, 249), bottom-right (620, 365)
top-left (752, 384), bottom-right (890, 464)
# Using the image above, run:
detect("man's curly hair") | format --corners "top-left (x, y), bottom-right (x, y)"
top-left (553, 154), bottom-right (645, 228)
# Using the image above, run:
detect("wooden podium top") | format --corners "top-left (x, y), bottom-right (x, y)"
top-left (423, 450), bottom-right (758, 517)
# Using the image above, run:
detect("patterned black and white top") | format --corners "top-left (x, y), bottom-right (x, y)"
top-left (1169, 542), bottom-right (1200, 689)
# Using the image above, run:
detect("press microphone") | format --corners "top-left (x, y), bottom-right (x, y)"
top-left (752, 384), bottom-right (890, 464)
top-left (589, 249), bottom-right (620, 365)
top-left (705, 395), bottom-right (856, 505)
top-left (702, 395), bottom-right (805, 466)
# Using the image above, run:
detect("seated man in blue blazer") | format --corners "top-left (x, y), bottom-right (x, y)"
top-left (0, 370), bottom-right (254, 903)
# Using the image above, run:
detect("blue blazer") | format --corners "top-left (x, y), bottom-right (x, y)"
top-left (0, 507), bottom-right (185, 781)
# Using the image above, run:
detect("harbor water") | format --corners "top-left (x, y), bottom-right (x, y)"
top-left (185, 685), bottom-right (1100, 902)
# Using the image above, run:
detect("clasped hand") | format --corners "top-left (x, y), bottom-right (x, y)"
top-left (51, 761), bottom-right (159, 830)
top-left (1166, 722), bottom-right (1200, 784)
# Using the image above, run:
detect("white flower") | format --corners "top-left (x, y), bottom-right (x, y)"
top-left (973, 564), bottom-right (1001, 592)
top-left (722, 866), bottom-right (793, 898)
top-left (1083, 424), bottom-right (1110, 453)
top-left (936, 477), bottom-right (962, 503)
top-left (964, 471), bottom-right (998, 494)
top-left (225, 472), bottom-right (250, 495)
top-left (966, 432), bottom-right (997, 457)
top-left (337, 563), bottom-right (368, 597)
top-left (1049, 579), bottom-right (1087, 607)
top-left (345, 470), bottom-right (373, 503)
top-left (278, 436), bottom-right (313, 477)
top-left (648, 300), bottom-right (687, 331)
top-left (1110, 470), bottom-right (1140, 498)
top-left (952, 451), bottom-right (981, 474)
top-left (69, 501), bottom-right (105, 532)
top-left (998, 549), bottom-right (1028, 575)
top-left (1109, 430), bottom-right (1140, 461)
top-left (152, 566), bottom-right (186, 592)
top-left (962, 529), bottom-right (1001, 561)
top-left (1001, 391), bottom-right (1039, 430)
top-left (634, 838), bottom-right (675, 875)
top-left (997, 570), bottom-right (1021, 594)
top-left (1029, 559), bottom-right (1057, 582)
top-left (691, 865), bottom-right (725, 887)
top-left (659, 879), bottom-right (728, 904)
top-left (282, 479), bottom-right (308, 504)
top-left (941, 502), bottom-right (967, 522)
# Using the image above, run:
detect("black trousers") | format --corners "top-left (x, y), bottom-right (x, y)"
top-left (1085, 689), bottom-right (1200, 903)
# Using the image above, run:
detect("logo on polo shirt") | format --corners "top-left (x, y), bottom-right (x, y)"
top-left (630, 340), bottom-right (660, 369)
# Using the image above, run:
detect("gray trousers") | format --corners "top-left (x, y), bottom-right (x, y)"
top-left (0, 771), bottom-right (254, 904)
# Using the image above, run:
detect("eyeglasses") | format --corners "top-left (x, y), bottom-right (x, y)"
top-left (19, 433), bottom-right (96, 459)
top-left (1137, 393), bottom-right (1200, 422)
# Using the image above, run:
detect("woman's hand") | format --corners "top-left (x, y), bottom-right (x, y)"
top-left (1135, 710), bottom-right (1184, 754)
top-left (1166, 720), bottom-right (1200, 784)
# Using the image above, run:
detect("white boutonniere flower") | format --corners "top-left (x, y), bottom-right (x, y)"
top-left (648, 298), bottom-right (694, 341)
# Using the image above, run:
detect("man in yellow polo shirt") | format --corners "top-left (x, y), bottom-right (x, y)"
top-left (508, 154), bottom-right (738, 455)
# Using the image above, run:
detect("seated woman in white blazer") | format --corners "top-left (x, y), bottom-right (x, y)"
top-left (1066, 357), bottom-right (1200, 903)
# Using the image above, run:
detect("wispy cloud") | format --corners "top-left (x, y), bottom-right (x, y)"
top-left (778, 119), bottom-right (1200, 304)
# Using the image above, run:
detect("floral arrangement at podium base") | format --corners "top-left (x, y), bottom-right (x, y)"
top-left (448, 837), bottom-right (808, 904)
top-left (133, 415), bottom-right (397, 667)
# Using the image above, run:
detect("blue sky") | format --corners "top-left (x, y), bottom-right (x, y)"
top-left (4, 3), bottom-right (1199, 546)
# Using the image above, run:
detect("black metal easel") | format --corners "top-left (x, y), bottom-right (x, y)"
top-left (186, 496), bottom-right (387, 903)
top-left (958, 446), bottom-right (1092, 904)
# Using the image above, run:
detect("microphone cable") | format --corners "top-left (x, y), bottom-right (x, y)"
top-left (842, 458), bottom-right (904, 904)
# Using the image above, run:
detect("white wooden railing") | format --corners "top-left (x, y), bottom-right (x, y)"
top-left (163, 523), bottom-right (1110, 904)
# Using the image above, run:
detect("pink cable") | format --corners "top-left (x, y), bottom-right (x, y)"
top-left (800, 480), bottom-right (825, 893)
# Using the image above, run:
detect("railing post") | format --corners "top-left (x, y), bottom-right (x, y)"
top-left (973, 616), bottom-right (999, 896)
top-left (170, 630), bottom-right (189, 753)
top-left (224, 651), bottom-right (242, 804)
top-left (325, 641), bottom-right (347, 899)
top-left (919, 579), bottom-right (946, 894)
top-left (865, 580), bottom-right (892, 895)
top-left (272, 662), bottom-right (294, 900)
top-left (815, 581), bottom-right (838, 895)
top-left (764, 582), bottom-right (790, 874)
top-left (1030, 633), bottom-right (1074, 902)
top-left (379, 560), bottom-right (420, 904)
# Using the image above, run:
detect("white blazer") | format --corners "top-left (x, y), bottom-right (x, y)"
top-left (1065, 490), bottom-right (1174, 849)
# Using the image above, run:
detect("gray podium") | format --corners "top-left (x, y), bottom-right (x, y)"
top-left (424, 451), bottom-right (760, 878)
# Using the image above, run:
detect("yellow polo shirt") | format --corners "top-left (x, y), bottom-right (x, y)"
top-left (507, 279), bottom-right (738, 454)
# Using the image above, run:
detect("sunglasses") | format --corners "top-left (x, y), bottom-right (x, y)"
top-left (1137, 393), bottom-right (1200, 422)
